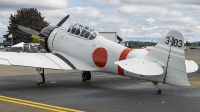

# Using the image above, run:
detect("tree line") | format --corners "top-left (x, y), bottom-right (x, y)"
top-left (124, 41), bottom-right (157, 48)
top-left (185, 41), bottom-right (200, 46)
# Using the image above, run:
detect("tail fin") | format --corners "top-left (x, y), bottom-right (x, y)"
top-left (146, 30), bottom-right (189, 86)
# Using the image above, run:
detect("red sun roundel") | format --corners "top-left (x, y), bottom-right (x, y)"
top-left (92, 47), bottom-right (108, 68)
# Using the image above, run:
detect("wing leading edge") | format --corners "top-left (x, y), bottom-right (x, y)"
top-left (0, 52), bottom-right (72, 70)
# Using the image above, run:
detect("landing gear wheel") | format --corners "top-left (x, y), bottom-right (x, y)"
top-left (36, 73), bottom-right (45, 85)
top-left (152, 81), bottom-right (162, 94)
top-left (156, 89), bottom-right (162, 94)
top-left (36, 68), bottom-right (45, 85)
top-left (82, 71), bottom-right (91, 82)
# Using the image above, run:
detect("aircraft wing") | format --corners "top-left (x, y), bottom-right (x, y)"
top-left (114, 57), bottom-right (163, 76)
top-left (0, 52), bottom-right (73, 70)
top-left (185, 60), bottom-right (198, 73)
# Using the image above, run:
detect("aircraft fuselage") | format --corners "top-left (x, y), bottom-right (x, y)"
top-left (47, 27), bottom-right (163, 83)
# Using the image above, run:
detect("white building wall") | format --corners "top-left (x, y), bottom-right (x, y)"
top-left (99, 32), bottom-right (116, 42)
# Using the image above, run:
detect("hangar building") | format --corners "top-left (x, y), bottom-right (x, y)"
top-left (99, 32), bottom-right (122, 43)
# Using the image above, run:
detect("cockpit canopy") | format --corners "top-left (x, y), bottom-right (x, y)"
top-left (67, 23), bottom-right (98, 40)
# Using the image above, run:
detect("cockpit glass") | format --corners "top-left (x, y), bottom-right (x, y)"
top-left (80, 29), bottom-right (86, 37)
top-left (89, 32), bottom-right (96, 40)
top-left (84, 31), bottom-right (91, 38)
top-left (75, 29), bottom-right (80, 35)
top-left (67, 25), bottom-right (73, 32)
top-left (85, 26), bottom-right (89, 30)
top-left (68, 23), bottom-right (97, 40)
top-left (71, 28), bottom-right (76, 34)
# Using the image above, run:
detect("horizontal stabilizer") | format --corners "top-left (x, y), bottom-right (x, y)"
top-left (185, 60), bottom-right (198, 73)
top-left (115, 57), bottom-right (163, 76)
top-left (0, 52), bottom-right (72, 70)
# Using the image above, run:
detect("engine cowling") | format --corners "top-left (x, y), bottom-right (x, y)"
top-left (39, 26), bottom-right (58, 52)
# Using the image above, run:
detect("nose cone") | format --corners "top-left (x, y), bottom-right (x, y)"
top-left (39, 26), bottom-right (58, 52)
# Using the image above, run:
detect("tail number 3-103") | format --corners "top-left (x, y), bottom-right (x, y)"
top-left (165, 37), bottom-right (182, 48)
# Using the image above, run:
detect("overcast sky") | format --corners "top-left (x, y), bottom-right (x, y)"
top-left (0, 0), bottom-right (200, 42)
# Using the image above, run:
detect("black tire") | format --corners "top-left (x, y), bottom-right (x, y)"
top-left (86, 71), bottom-right (91, 80)
top-left (82, 72), bottom-right (87, 81)
top-left (37, 82), bottom-right (40, 85)
top-left (157, 89), bottom-right (162, 94)
top-left (82, 71), bottom-right (91, 81)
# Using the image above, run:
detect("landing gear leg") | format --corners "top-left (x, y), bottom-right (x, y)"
top-left (152, 81), bottom-right (162, 94)
top-left (82, 71), bottom-right (91, 82)
top-left (36, 68), bottom-right (45, 85)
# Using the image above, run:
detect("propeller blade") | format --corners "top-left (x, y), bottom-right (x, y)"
top-left (18, 25), bottom-right (39, 35)
top-left (56, 15), bottom-right (70, 27)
